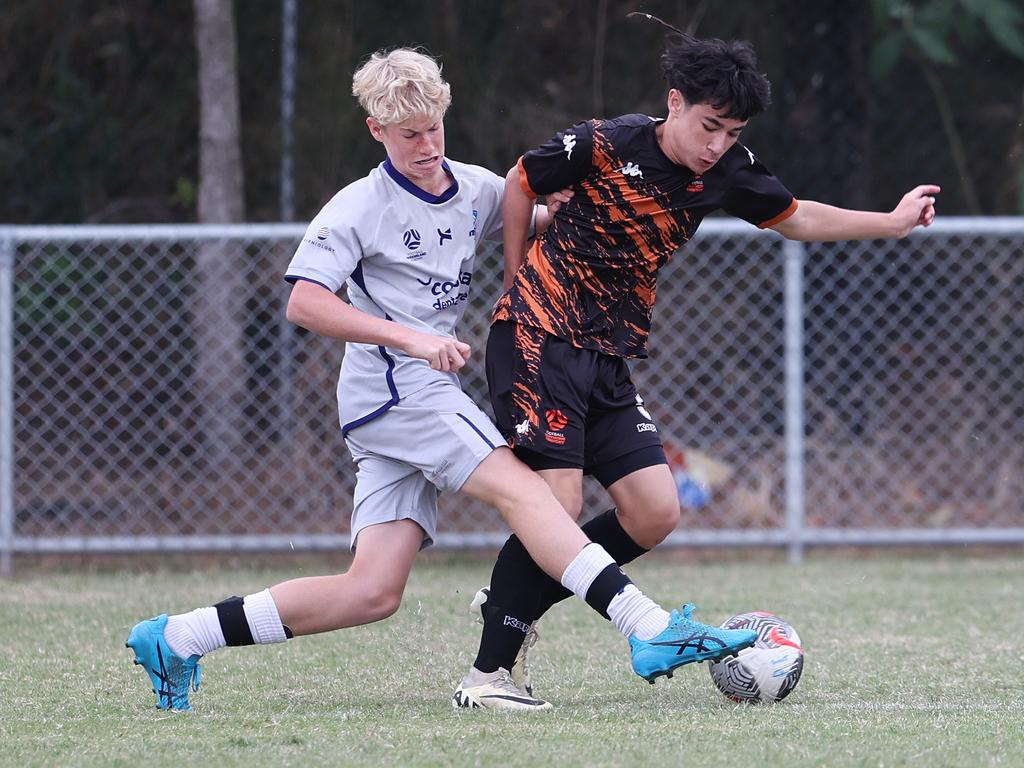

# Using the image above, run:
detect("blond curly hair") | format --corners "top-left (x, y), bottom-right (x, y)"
top-left (352, 48), bottom-right (452, 126)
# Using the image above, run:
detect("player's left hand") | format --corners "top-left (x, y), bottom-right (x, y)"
top-left (892, 185), bottom-right (940, 236)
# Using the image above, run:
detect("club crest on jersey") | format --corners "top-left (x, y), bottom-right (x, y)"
top-left (469, 209), bottom-right (479, 237)
top-left (403, 228), bottom-right (426, 260)
top-left (687, 176), bottom-right (704, 193)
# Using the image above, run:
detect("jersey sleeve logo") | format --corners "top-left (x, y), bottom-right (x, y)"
top-left (316, 226), bottom-right (330, 240)
top-left (562, 132), bottom-right (577, 160)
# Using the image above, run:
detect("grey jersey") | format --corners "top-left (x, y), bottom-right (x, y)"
top-left (285, 158), bottom-right (505, 435)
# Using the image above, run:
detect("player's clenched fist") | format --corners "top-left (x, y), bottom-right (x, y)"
top-left (892, 184), bottom-right (941, 237)
top-left (404, 331), bottom-right (472, 372)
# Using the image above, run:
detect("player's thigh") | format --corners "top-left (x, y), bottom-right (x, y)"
top-left (486, 320), bottom-right (593, 470)
top-left (583, 357), bottom-right (668, 488)
top-left (460, 446), bottom-right (552, 511)
top-left (536, 466), bottom-right (585, 520)
top-left (606, 463), bottom-right (679, 522)
top-left (347, 518), bottom-right (424, 595)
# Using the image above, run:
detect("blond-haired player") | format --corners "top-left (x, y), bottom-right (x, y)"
top-left (126, 47), bottom-right (757, 713)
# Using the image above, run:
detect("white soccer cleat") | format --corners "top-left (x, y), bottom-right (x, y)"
top-left (451, 666), bottom-right (552, 711)
top-left (471, 586), bottom-right (539, 696)
top-left (469, 586), bottom-right (490, 620)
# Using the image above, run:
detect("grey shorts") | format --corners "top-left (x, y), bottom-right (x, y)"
top-left (343, 378), bottom-right (505, 551)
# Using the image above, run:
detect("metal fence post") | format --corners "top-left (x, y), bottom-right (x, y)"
top-left (783, 239), bottom-right (806, 564)
top-left (0, 236), bottom-right (15, 577)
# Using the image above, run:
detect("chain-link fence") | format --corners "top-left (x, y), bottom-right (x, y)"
top-left (2, 220), bottom-right (1022, 573)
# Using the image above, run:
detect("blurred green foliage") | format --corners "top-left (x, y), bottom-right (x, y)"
top-left (2, 0), bottom-right (1022, 223)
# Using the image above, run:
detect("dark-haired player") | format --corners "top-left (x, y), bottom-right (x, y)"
top-left (124, 46), bottom-right (759, 714)
top-left (456, 30), bottom-right (938, 709)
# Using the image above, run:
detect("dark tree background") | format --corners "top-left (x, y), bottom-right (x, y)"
top-left (2, 0), bottom-right (1023, 224)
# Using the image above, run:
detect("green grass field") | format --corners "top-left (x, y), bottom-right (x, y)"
top-left (2, 553), bottom-right (1022, 767)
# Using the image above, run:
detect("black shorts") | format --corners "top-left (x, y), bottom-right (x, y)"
top-left (486, 320), bottom-right (666, 487)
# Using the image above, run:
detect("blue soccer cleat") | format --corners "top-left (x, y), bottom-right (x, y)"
top-left (629, 603), bottom-right (757, 684)
top-left (125, 614), bottom-right (202, 711)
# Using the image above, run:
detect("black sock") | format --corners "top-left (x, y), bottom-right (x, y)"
top-left (471, 534), bottom-right (548, 674)
top-left (534, 509), bottom-right (648, 620)
top-left (471, 510), bottom-right (649, 672)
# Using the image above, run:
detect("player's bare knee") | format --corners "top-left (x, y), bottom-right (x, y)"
top-left (650, 498), bottom-right (681, 540)
top-left (359, 584), bottom-right (403, 621)
top-left (621, 497), bottom-right (680, 547)
top-left (343, 570), bottom-right (404, 620)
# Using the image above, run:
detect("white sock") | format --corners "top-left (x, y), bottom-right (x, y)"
top-left (606, 584), bottom-right (670, 640)
top-left (162, 588), bottom-right (287, 658)
top-left (242, 588), bottom-right (288, 645)
top-left (559, 543), bottom-right (616, 599)
top-left (164, 607), bottom-right (224, 658)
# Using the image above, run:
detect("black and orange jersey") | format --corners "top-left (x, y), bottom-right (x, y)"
top-left (493, 113), bottom-right (797, 358)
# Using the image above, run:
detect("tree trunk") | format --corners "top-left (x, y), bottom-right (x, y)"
top-left (193, 0), bottom-right (247, 465)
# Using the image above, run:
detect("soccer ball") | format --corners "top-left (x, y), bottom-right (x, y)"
top-left (708, 611), bottom-right (804, 703)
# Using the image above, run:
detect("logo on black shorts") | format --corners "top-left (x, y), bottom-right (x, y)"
top-left (545, 409), bottom-right (568, 445)
top-left (546, 410), bottom-right (568, 430)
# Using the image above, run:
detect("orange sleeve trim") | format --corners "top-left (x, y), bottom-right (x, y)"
top-left (517, 156), bottom-right (539, 200)
top-left (758, 198), bottom-right (798, 229)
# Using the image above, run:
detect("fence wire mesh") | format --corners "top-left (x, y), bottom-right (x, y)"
top-left (1, 221), bottom-right (1021, 563)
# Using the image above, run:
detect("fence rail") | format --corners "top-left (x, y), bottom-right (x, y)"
top-left (1, 219), bottom-right (1022, 575)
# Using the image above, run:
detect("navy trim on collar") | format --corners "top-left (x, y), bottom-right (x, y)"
top-left (383, 158), bottom-right (459, 203)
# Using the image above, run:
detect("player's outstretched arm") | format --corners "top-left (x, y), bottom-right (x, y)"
top-left (286, 279), bottom-right (471, 372)
top-left (770, 184), bottom-right (940, 242)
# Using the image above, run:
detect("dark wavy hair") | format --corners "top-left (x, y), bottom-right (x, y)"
top-left (660, 35), bottom-right (772, 120)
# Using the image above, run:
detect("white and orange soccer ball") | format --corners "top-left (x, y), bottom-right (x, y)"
top-left (708, 611), bottom-right (804, 703)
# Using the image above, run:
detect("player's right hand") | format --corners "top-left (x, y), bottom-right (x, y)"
top-left (892, 184), bottom-right (940, 236)
top-left (405, 332), bottom-right (472, 372)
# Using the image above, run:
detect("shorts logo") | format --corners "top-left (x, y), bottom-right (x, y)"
top-left (545, 409), bottom-right (568, 445)
top-left (403, 229), bottom-right (422, 249)
top-left (546, 409), bottom-right (568, 431)
top-left (515, 419), bottom-right (531, 437)
top-left (316, 226), bottom-right (330, 240)
top-left (636, 422), bottom-right (657, 433)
